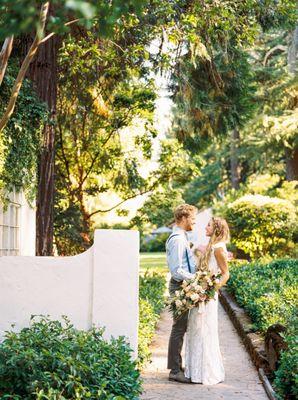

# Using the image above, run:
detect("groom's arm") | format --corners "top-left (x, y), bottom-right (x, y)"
top-left (168, 237), bottom-right (195, 281)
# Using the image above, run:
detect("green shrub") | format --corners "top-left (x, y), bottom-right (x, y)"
top-left (138, 299), bottom-right (159, 366)
top-left (140, 233), bottom-right (168, 252)
top-left (225, 194), bottom-right (297, 259)
top-left (227, 259), bottom-right (298, 332)
top-left (139, 271), bottom-right (167, 314)
top-left (0, 317), bottom-right (141, 400)
top-left (138, 271), bottom-right (166, 366)
top-left (228, 259), bottom-right (298, 399)
top-left (274, 316), bottom-right (298, 400)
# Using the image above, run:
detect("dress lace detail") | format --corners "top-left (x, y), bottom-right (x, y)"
top-left (184, 242), bottom-right (226, 384)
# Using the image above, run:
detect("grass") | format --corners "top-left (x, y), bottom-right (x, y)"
top-left (140, 252), bottom-right (167, 274)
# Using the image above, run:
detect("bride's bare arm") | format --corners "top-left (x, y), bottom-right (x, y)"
top-left (214, 247), bottom-right (230, 289)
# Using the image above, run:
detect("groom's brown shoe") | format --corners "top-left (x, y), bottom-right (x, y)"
top-left (169, 371), bottom-right (191, 383)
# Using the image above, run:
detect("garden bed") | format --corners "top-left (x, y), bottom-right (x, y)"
top-left (225, 259), bottom-right (298, 400)
top-left (0, 317), bottom-right (142, 399)
top-left (138, 270), bottom-right (167, 367)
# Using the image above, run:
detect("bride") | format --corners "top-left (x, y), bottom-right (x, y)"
top-left (185, 217), bottom-right (230, 385)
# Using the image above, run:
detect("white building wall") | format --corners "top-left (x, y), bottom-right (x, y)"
top-left (0, 229), bottom-right (139, 356)
top-left (189, 208), bottom-right (213, 246)
top-left (0, 189), bottom-right (36, 256)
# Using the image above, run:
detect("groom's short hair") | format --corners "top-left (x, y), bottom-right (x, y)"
top-left (174, 204), bottom-right (197, 222)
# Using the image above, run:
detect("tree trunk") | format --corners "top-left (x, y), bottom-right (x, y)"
top-left (0, 3), bottom-right (50, 132)
top-left (285, 147), bottom-right (298, 181)
top-left (77, 186), bottom-right (92, 249)
top-left (285, 27), bottom-right (298, 181)
top-left (230, 128), bottom-right (241, 189)
top-left (23, 29), bottom-right (60, 255)
top-left (0, 36), bottom-right (14, 86)
top-left (288, 25), bottom-right (298, 74)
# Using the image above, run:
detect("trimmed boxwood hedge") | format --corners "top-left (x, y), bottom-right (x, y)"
top-left (274, 316), bottom-right (298, 400)
top-left (227, 259), bottom-right (298, 332)
top-left (227, 258), bottom-right (298, 400)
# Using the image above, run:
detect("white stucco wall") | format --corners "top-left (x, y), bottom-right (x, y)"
top-left (0, 229), bottom-right (139, 356)
top-left (19, 193), bottom-right (36, 256)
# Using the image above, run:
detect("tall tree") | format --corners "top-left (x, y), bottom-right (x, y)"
top-left (241, 29), bottom-right (298, 181)
top-left (54, 30), bottom-right (157, 254)
top-left (286, 25), bottom-right (298, 180)
top-left (24, 30), bottom-right (60, 256)
top-left (167, 0), bottom-right (296, 187)
top-left (1, 0), bottom-right (148, 255)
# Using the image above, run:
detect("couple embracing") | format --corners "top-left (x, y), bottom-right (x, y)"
top-left (166, 204), bottom-right (230, 385)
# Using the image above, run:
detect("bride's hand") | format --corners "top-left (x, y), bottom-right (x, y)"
top-left (197, 244), bottom-right (207, 254)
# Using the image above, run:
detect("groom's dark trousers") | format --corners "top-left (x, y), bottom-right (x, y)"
top-left (167, 277), bottom-right (189, 373)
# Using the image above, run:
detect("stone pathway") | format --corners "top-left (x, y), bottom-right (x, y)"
top-left (141, 304), bottom-right (268, 400)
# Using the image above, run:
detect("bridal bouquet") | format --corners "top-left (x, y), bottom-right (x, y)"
top-left (168, 271), bottom-right (222, 318)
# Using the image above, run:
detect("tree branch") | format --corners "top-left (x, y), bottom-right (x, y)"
top-left (80, 127), bottom-right (121, 187)
top-left (263, 45), bottom-right (287, 66)
top-left (0, 36), bottom-right (14, 86)
top-left (0, 2), bottom-right (49, 132)
top-left (86, 190), bottom-right (151, 219)
top-left (57, 117), bottom-right (72, 185)
top-left (86, 184), bottom-right (160, 219)
top-left (39, 18), bottom-right (81, 44)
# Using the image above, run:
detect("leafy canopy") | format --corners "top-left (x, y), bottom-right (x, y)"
top-left (0, 0), bottom-right (148, 38)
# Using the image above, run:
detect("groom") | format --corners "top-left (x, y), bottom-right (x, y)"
top-left (166, 204), bottom-right (198, 383)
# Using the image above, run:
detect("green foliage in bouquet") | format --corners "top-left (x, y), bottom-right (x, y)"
top-left (227, 259), bottom-right (298, 332)
top-left (225, 194), bottom-right (297, 259)
top-left (0, 317), bottom-right (141, 400)
top-left (138, 271), bottom-right (166, 366)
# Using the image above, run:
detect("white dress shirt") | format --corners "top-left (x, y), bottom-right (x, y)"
top-left (166, 226), bottom-right (196, 282)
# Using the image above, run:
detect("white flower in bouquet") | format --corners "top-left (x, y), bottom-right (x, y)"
top-left (190, 293), bottom-right (199, 301)
top-left (175, 299), bottom-right (182, 307)
top-left (182, 299), bottom-right (187, 304)
top-left (175, 290), bottom-right (180, 296)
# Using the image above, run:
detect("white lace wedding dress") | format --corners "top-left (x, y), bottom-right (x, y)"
top-left (184, 242), bottom-right (226, 384)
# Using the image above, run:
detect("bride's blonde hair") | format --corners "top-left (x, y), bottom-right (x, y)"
top-left (197, 217), bottom-right (230, 272)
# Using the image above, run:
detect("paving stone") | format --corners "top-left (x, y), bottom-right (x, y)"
top-left (141, 304), bottom-right (268, 400)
